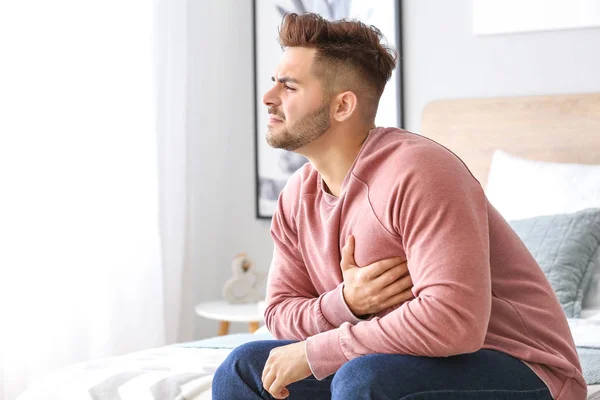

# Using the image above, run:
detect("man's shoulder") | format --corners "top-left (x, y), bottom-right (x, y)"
top-left (373, 127), bottom-right (452, 153)
top-left (356, 127), bottom-right (460, 176)
top-left (279, 161), bottom-right (318, 204)
top-left (271, 162), bottom-right (319, 231)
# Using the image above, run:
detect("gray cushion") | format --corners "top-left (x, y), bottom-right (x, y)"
top-left (577, 347), bottom-right (600, 385)
top-left (508, 208), bottom-right (600, 318)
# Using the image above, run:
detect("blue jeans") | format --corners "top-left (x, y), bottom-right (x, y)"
top-left (212, 340), bottom-right (552, 399)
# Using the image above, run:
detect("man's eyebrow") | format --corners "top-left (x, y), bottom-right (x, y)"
top-left (271, 76), bottom-right (301, 84)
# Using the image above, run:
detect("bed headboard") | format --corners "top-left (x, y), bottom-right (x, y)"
top-left (420, 92), bottom-right (600, 188)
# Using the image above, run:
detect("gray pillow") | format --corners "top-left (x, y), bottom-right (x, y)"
top-left (508, 208), bottom-right (600, 318)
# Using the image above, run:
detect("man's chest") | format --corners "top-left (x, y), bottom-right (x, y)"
top-left (297, 189), bottom-right (406, 293)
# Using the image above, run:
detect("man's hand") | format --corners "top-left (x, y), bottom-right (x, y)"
top-left (261, 341), bottom-right (312, 399)
top-left (341, 235), bottom-right (415, 317)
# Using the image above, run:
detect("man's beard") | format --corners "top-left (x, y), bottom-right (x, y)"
top-left (266, 101), bottom-right (331, 151)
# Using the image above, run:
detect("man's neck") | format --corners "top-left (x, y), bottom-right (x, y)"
top-left (300, 124), bottom-right (374, 197)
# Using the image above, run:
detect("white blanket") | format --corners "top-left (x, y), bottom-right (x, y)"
top-left (18, 347), bottom-right (232, 400)
top-left (17, 326), bottom-right (600, 400)
top-left (568, 318), bottom-right (600, 349)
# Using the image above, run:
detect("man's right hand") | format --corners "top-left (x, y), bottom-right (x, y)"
top-left (340, 235), bottom-right (414, 317)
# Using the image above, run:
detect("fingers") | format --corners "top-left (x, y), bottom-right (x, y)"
top-left (379, 287), bottom-right (416, 310)
top-left (366, 257), bottom-right (406, 279)
top-left (262, 351), bottom-right (289, 399)
top-left (263, 365), bottom-right (288, 400)
top-left (396, 260), bottom-right (409, 275)
top-left (261, 359), bottom-right (270, 383)
top-left (262, 369), bottom-right (276, 396)
top-left (340, 235), bottom-right (356, 271)
top-left (263, 371), bottom-right (288, 399)
top-left (379, 275), bottom-right (414, 304)
top-left (373, 262), bottom-right (409, 287)
top-left (383, 274), bottom-right (413, 295)
top-left (268, 378), bottom-right (288, 399)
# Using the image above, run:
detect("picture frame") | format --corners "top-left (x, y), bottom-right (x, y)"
top-left (253, 0), bottom-right (404, 219)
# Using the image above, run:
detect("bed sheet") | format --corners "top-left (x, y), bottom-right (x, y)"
top-left (17, 332), bottom-right (600, 399)
top-left (17, 346), bottom-right (231, 400)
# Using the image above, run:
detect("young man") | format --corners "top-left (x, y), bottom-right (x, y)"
top-left (213, 13), bottom-right (586, 400)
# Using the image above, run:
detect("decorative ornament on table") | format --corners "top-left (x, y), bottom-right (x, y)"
top-left (222, 252), bottom-right (265, 304)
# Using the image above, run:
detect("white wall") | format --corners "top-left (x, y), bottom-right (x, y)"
top-left (403, 0), bottom-right (600, 131)
top-left (185, 0), bottom-right (273, 340)
top-left (184, 0), bottom-right (600, 340)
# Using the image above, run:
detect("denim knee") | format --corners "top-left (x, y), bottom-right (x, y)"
top-left (213, 340), bottom-right (293, 399)
top-left (212, 342), bottom-right (268, 396)
top-left (331, 356), bottom-right (382, 398)
top-left (217, 341), bottom-right (269, 377)
top-left (212, 348), bottom-right (238, 396)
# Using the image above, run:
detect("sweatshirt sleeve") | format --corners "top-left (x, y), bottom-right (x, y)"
top-left (264, 179), bottom-right (364, 340)
top-left (305, 147), bottom-right (492, 379)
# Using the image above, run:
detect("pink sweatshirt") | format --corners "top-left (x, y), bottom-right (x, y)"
top-left (264, 127), bottom-right (586, 399)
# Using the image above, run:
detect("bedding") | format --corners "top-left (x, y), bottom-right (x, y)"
top-left (486, 150), bottom-right (600, 314)
top-left (17, 347), bottom-right (224, 400)
top-left (584, 267), bottom-right (600, 310)
top-left (17, 334), bottom-right (271, 400)
top-left (581, 309), bottom-right (600, 319)
top-left (568, 318), bottom-right (600, 386)
top-left (507, 209), bottom-right (600, 318)
top-left (17, 347), bottom-right (228, 400)
top-left (589, 385), bottom-right (600, 400)
top-left (16, 328), bottom-right (600, 400)
top-left (486, 150), bottom-right (600, 221)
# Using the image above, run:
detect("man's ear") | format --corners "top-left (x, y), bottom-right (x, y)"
top-left (332, 91), bottom-right (358, 123)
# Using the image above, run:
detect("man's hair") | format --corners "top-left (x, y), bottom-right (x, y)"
top-left (278, 12), bottom-right (397, 121)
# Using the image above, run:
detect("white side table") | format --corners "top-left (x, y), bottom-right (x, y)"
top-left (195, 300), bottom-right (264, 336)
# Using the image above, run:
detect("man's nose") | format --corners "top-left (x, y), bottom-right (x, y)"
top-left (262, 85), bottom-right (280, 107)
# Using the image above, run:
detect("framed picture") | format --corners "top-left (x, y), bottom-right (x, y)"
top-left (253, 0), bottom-right (404, 219)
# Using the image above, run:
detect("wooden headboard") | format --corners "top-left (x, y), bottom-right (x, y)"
top-left (420, 92), bottom-right (600, 188)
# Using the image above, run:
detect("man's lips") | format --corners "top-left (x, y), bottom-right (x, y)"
top-left (268, 116), bottom-right (284, 124)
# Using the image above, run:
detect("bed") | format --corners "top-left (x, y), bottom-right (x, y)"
top-left (17, 92), bottom-right (600, 399)
top-left (16, 333), bottom-right (273, 400)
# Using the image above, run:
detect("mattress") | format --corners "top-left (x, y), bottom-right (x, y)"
top-left (17, 346), bottom-right (228, 400)
top-left (17, 333), bottom-right (600, 399)
top-left (589, 385), bottom-right (600, 399)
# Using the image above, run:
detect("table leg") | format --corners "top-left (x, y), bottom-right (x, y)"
top-left (218, 321), bottom-right (230, 336)
top-left (248, 321), bottom-right (259, 333)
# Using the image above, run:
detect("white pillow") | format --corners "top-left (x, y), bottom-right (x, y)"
top-left (579, 308), bottom-right (600, 320)
top-left (486, 150), bottom-right (600, 221)
top-left (485, 150), bottom-right (600, 311)
top-left (566, 318), bottom-right (600, 347)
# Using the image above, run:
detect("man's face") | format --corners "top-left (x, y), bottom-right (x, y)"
top-left (262, 47), bottom-right (331, 152)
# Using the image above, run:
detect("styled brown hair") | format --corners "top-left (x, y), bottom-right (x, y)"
top-left (278, 12), bottom-right (397, 120)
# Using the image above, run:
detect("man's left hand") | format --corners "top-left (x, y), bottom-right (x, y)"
top-left (261, 341), bottom-right (312, 399)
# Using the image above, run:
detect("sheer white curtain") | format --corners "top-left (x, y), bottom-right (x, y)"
top-left (0, 1), bottom-right (188, 399)
top-left (155, 0), bottom-right (189, 347)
